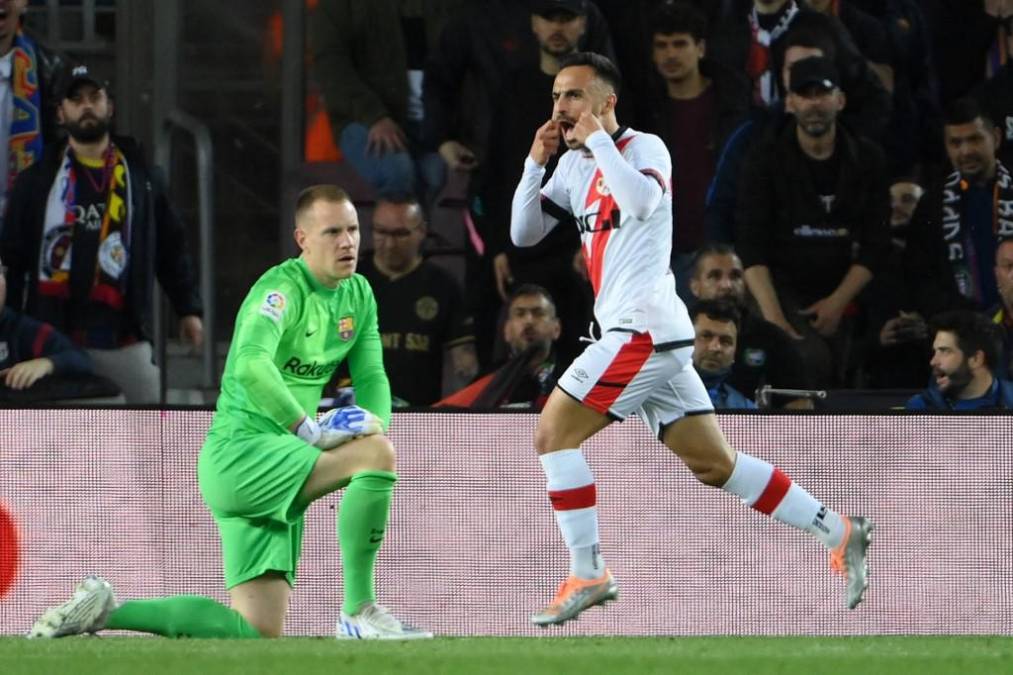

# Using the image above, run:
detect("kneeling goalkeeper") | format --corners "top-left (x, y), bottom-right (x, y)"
top-left (31, 185), bottom-right (431, 640)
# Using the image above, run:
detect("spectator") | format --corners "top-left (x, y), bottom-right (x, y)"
top-left (989, 235), bottom-right (1013, 379)
top-left (0, 0), bottom-right (66, 233)
top-left (691, 298), bottom-right (757, 409)
top-left (737, 56), bottom-right (890, 387)
top-left (854, 178), bottom-right (930, 388)
top-left (0, 251), bottom-right (92, 392)
top-left (641, 2), bottom-right (749, 288)
top-left (689, 243), bottom-right (811, 408)
top-left (436, 283), bottom-right (562, 410)
top-left (906, 98), bottom-right (1013, 319)
top-left (906, 309), bottom-right (1013, 410)
top-left (705, 21), bottom-right (890, 244)
top-left (472, 0), bottom-right (595, 374)
top-left (593, 0), bottom-right (726, 125)
top-left (977, 13), bottom-right (1013, 170)
top-left (309, 0), bottom-right (462, 200)
top-left (0, 64), bottom-right (204, 403)
top-left (423, 0), bottom-right (616, 177)
top-left (356, 195), bottom-right (478, 405)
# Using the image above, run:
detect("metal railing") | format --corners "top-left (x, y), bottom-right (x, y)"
top-left (154, 109), bottom-right (217, 397)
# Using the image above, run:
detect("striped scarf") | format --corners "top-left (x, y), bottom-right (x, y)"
top-left (942, 161), bottom-right (1013, 304)
top-left (746, 1), bottom-right (799, 106)
top-left (37, 143), bottom-right (132, 328)
top-left (8, 30), bottom-right (43, 191)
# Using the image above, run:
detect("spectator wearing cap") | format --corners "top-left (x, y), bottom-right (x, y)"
top-left (0, 0), bottom-right (67, 234)
top-left (0, 64), bottom-right (204, 403)
top-left (736, 55), bottom-right (889, 387)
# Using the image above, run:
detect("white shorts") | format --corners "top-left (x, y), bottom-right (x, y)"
top-left (556, 330), bottom-right (713, 438)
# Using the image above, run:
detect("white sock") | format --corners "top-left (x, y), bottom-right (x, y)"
top-left (540, 449), bottom-right (606, 579)
top-left (722, 451), bottom-right (847, 549)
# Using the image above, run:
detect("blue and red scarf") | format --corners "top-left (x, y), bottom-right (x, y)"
top-left (8, 30), bottom-right (43, 192)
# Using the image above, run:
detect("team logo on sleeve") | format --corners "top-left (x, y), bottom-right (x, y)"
top-left (338, 315), bottom-right (356, 341)
top-left (260, 290), bottom-right (287, 321)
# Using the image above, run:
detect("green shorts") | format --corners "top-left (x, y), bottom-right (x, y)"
top-left (197, 427), bottom-right (321, 589)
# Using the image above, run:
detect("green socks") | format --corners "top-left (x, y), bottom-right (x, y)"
top-left (339, 470), bottom-right (397, 615)
top-left (105, 596), bottom-right (260, 638)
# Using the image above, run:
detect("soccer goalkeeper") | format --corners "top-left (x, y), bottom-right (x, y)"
top-left (30, 185), bottom-right (430, 640)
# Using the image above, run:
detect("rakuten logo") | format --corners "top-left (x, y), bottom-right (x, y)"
top-left (282, 357), bottom-right (337, 378)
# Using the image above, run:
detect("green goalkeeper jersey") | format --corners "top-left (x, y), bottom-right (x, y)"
top-left (210, 257), bottom-right (390, 436)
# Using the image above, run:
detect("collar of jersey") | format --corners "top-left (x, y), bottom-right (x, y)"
top-left (296, 256), bottom-right (343, 295)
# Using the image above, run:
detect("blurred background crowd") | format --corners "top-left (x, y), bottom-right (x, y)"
top-left (0, 0), bottom-right (1012, 413)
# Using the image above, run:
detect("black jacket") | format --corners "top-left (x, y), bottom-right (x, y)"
top-left (0, 135), bottom-right (203, 342)
top-left (736, 121), bottom-right (890, 305)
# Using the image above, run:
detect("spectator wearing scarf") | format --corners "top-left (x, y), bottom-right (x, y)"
top-left (0, 0), bottom-right (67, 234)
top-left (0, 64), bottom-right (203, 403)
top-left (907, 98), bottom-right (1013, 319)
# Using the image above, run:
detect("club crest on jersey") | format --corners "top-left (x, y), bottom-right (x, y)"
top-left (338, 315), bottom-right (356, 341)
top-left (415, 296), bottom-right (438, 321)
top-left (595, 175), bottom-right (611, 196)
top-left (0, 341), bottom-right (8, 363)
top-left (260, 291), bottom-right (287, 321)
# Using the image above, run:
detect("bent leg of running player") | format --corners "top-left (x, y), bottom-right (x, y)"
top-left (660, 366), bottom-right (873, 609)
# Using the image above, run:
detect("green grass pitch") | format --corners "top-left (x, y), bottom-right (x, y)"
top-left (1, 636), bottom-right (1011, 675)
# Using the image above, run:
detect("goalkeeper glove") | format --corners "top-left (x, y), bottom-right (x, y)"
top-left (294, 416), bottom-right (322, 446)
top-left (316, 405), bottom-right (384, 449)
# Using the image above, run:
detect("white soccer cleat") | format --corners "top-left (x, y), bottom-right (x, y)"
top-left (335, 603), bottom-right (433, 640)
top-left (28, 576), bottom-right (117, 638)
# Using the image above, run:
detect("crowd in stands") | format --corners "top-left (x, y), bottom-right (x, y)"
top-left (310, 0), bottom-right (1013, 412)
top-left (2, 0), bottom-right (1013, 412)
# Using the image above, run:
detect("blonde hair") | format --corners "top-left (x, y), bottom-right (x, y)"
top-left (294, 184), bottom-right (351, 226)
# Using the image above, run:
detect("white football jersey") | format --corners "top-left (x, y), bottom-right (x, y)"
top-left (541, 127), bottom-right (693, 346)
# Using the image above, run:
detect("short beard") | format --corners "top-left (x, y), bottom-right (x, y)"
top-left (64, 116), bottom-right (111, 143)
top-left (799, 116), bottom-right (833, 138)
top-left (939, 361), bottom-right (974, 397)
top-left (540, 42), bottom-right (576, 60)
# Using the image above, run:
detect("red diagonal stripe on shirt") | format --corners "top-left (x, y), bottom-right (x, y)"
top-left (583, 135), bottom-right (637, 296)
